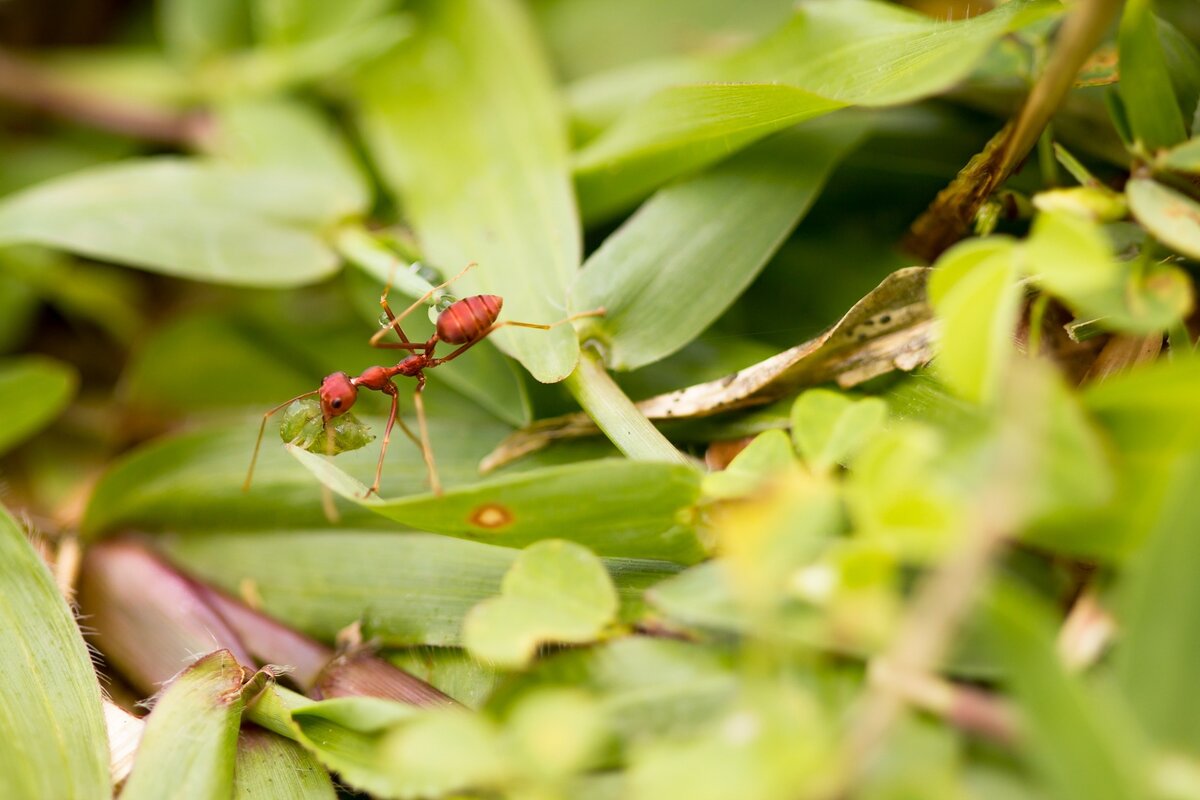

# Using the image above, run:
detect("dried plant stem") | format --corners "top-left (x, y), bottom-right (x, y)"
top-left (905, 0), bottom-right (1125, 260)
top-left (0, 48), bottom-right (207, 146)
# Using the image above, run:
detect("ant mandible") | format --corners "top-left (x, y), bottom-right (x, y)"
top-left (243, 264), bottom-right (602, 497)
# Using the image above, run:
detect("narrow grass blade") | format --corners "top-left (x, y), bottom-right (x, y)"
top-left (0, 355), bottom-right (77, 456)
top-left (572, 0), bottom-right (1057, 216)
top-left (574, 118), bottom-right (871, 370)
top-left (289, 447), bottom-right (705, 562)
top-left (355, 0), bottom-right (581, 382)
top-left (1116, 453), bottom-right (1200, 751)
top-left (233, 727), bottom-right (336, 800)
top-left (987, 585), bottom-right (1147, 800)
top-left (162, 530), bottom-right (683, 645)
top-left (119, 650), bottom-right (247, 800)
top-left (0, 505), bottom-right (109, 800)
top-left (0, 159), bottom-right (339, 287)
top-left (1116, 0), bottom-right (1188, 152)
top-left (574, 84), bottom-right (845, 219)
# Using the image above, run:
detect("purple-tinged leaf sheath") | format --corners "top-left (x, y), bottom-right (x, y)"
top-left (312, 647), bottom-right (457, 707)
top-left (80, 539), bottom-right (255, 695)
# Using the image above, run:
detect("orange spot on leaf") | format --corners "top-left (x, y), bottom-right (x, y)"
top-left (470, 503), bottom-right (514, 530)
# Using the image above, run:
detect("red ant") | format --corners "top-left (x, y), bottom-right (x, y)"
top-left (244, 264), bottom-right (602, 497)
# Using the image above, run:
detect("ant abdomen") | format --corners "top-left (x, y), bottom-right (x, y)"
top-left (437, 294), bottom-right (503, 345)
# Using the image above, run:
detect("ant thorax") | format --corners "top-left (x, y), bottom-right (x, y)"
top-left (395, 354), bottom-right (429, 377)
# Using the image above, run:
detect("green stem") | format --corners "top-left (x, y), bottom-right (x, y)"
top-left (243, 684), bottom-right (309, 741)
top-left (333, 226), bottom-right (436, 300)
top-left (565, 348), bottom-right (690, 465)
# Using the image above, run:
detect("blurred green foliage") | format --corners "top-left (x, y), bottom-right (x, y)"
top-left (1, 0), bottom-right (1199, 798)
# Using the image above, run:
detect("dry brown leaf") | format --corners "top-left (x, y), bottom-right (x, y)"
top-left (482, 267), bottom-right (936, 471)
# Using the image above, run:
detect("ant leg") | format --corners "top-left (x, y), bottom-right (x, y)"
top-left (412, 375), bottom-right (442, 496)
top-left (430, 309), bottom-right (606, 366)
top-left (370, 262), bottom-right (477, 349)
top-left (243, 389), bottom-right (319, 492)
top-left (365, 386), bottom-right (400, 497)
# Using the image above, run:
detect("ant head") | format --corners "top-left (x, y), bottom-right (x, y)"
top-left (319, 372), bottom-right (358, 419)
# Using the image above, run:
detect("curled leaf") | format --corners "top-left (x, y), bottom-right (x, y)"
top-left (280, 398), bottom-right (374, 455)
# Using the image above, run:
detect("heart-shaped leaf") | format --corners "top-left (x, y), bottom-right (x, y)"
top-left (463, 540), bottom-right (619, 668)
top-left (790, 389), bottom-right (888, 474)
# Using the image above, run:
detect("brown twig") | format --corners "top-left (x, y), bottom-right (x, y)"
top-left (905, 0), bottom-right (1126, 261)
top-left (0, 47), bottom-right (208, 146)
top-left (868, 661), bottom-right (1021, 745)
top-left (837, 362), bottom-right (1049, 793)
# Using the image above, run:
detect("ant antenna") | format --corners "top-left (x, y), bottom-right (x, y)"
top-left (243, 390), bottom-right (319, 492)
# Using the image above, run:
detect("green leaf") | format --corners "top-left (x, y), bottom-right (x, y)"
top-left (210, 98), bottom-right (370, 221)
top-left (379, 709), bottom-right (511, 796)
top-left (280, 398), bottom-right (375, 455)
top-left (82, 422), bottom-right (395, 537)
top-left (534, 0), bottom-right (793, 81)
top-left (1117, 0), bottom-right (1188, 152)
top-left (386, 648), bottom-right (499, 710)
top-left (1127, 176), bottom-right (1200, 260)
top-left (0, 270), bottom-right (36, 352)
top-left (1116, 453), bottom-right (1200, 751)
top-left (504, 689), bottom-right (606, 779)
top-left (161, 531), bottom-right (681, 646)
top-left (0, 355), bottom-right (76, 456)
top-left (160, 0), bottom-right (250, 65)
top-left (356, 0), bottom-right (581, 382)
top-left (789, 389), bottom-right (888, 474)
top-left (0, 159), bottom-right (338, 287)
top-left (571, 0), bottom-right (1057, 215)
top-left (120, 650), bottom-right (247, 800)
top-left (986, 585), bottom-right (1147, 800)
top-left (464, 540), bottom-right (619, 668)
top-left (0, 504), bottom-right (109, 800)
top-left (251, 0), bottom-right (395, 45)
top-left (1085, 357), bottom-right (1200, 454)
top-left (927, 238), bottom-right (1021, 404)
top-left (488, 637), bottom-right (738, 751)
top-left (288, 450), bottom-right (707, 562)
top-left (574, 119), bottom-right (870, 368)
top-left (573, 84), bottom-right (846, 220)
top-left (82, 385), bottom-right (514, 537)
top-left (248, 692), bottom-right (421, 799)
top-left (702, 430), bottom-right (796, 499)
top-left (1022, 209), bottom-right (1191, 334)
top-left (234, 727), bottom-right (337, 800)
top-left (1161, 135), bottom-right (1200, 172)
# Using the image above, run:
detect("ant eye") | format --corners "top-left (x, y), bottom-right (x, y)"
top-left (332, 398), bottom-right (342, 409)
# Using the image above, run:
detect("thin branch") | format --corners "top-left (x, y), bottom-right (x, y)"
top-left (0, 48), bottom-right (208, 147)
top-left (905, 0), bottom-right (1126, 261)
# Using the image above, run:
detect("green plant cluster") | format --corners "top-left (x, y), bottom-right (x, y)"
top-left (1, 0), bottom-right (1200, 798)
